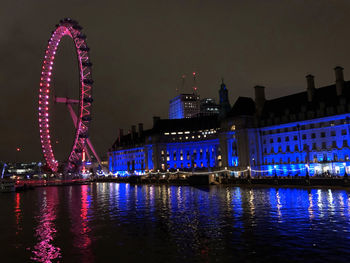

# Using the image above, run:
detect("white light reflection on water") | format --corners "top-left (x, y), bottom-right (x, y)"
top-left (276, 189), bottom-right (282, 222)
top-left (327, 189), bottom-right (335, 216)
top-left (317, 189), bottom-right (324, 218)
top-left (308, 191), bottom-right (314, 220)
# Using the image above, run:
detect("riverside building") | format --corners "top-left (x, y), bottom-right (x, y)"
top-left (109, 67), bottom-right (350, 177)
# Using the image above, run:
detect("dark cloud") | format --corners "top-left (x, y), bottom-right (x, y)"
top-left (1, 0), bottom-right (350, 162)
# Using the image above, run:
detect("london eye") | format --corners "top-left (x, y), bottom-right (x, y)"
top-left (38, 18), bottom-right (93, 174)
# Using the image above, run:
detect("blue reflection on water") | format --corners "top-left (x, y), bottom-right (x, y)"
top-left (7, 184), bottom-right (350, 262)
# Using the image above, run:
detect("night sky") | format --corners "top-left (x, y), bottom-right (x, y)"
top-left (1, 0), bottom-right (350, 162)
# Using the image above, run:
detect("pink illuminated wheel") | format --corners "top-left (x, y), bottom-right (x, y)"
top-left (38, 18), bottom-right (93, 173)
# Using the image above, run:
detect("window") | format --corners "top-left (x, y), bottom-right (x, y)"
top-left (322, 142), bottom-right (326, 149)
top-left (263, 139), bottom-right (266, 144)
top-left (286, 145), bottom-right (290, 152)
top-left (264, 148), bottom-right (267, 154)
top-left (284, 128), bottom-right (288, 132)
top-left (321, 132), bottom-right (326, 138)
top-left (187, 152), bottom-right (190, 160)
top-left (332, 141), bottom-right (337, 148)
top-left (277, 129), bottom-right (280, 133)
top-left (303, 144), bottom-right (308, 151)
top-left (277, 137), bottom-right (281, 142)
top-left (334, 154), bottom-right (338, 161)
top-left (342, 129), bottom-right (347, 135)
top-left (270, 138), bottom-right (274, 143)
top-left (285, 136), bottom-right (289, 142)
top-left (302, 134), bottom-right (306, 140)
top-left (311, 133), bottom-right (316, 139)
top-left (310, 123), bottom-right (314, 129)
top-left (293, 136), bottom-right (298, 141)
top-left (312, 143), bottom-right (317, 150)
top-left (331, 131), bottom-right (336, 136)
top-left (294, 145), bottom-right (299, 151)
top-left (343, 140), bottom-right (348, 147)
top-left (301, 125), bottom-right (306, 130)
top-left (278, 146), bottom-right (282, 152)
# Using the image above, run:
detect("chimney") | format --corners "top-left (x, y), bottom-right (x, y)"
top-left (153, 116), bottom-right (160, 127)
top-left (118, 128), bottom-right (123, 143)
top-left (131, 125), bottom-right (136, 139)
top-left (335, 66), bottom-right (344, 96)
top-left (254, 85), bottom-right (266, 115)
top-left (138, 123), bottom-right (143, 137)
top-left (306, 74), bottom-right (315, 102)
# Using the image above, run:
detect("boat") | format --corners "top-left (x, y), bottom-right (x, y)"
top-left (0, 180), bottom-right (15, 193)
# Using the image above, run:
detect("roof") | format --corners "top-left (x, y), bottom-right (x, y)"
top-left (152, 116), bottom-right (220, 132)
top-left (260, 81), bottom-right (350, 119)
top-left (111, 116), bottom-right (220, 150)
top-left (228, 97), bottom-right (256, 117)
top-left (111, 129), bottom-right (153, 149)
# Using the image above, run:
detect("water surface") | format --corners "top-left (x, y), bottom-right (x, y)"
top-left (1, 183), bottom-right (350, 262)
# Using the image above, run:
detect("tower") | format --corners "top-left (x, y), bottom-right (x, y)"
top-left (219, 79), bottom-right (231, 117)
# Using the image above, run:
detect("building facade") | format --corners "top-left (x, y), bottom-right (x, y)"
top-left (109, 67), bottom-right (350, 177)
top-left (200, 98), bottom-right (220, 116)
top-left (169, 93), bottom-right (200, 119)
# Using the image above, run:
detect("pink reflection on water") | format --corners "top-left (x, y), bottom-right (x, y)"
top-left (31, 188), bottom-right (61, 262)
top-left (70, 184), bottom-right (93, 262)
top-left (14, 193), bottom-right (22, 235)
top-left (79, 185), bottom-right (92, 248)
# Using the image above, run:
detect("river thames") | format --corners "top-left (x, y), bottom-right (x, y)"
top-left (1, 183), bottom-right (350, 262)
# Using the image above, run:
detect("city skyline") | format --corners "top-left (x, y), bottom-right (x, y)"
top-left (1, 0), bottom-right (350, 162)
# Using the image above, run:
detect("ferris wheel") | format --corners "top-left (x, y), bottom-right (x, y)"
top-left (38, 18), bottom-right (98, 174)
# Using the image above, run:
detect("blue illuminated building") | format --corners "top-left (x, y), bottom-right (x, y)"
top-left (109, 67), bottom-right (350, 177)
top-left (169, 94), bottom-right (200, 119)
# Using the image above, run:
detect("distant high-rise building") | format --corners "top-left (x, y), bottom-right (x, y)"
top-left (200, 98), bottom-right (220, 116)
top-left (169, 93), bottom-right (200, 119)
top-left (219, 80), bottom-right (231, 117)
